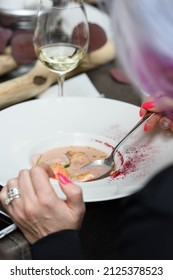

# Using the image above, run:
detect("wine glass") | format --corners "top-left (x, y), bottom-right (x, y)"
top-left (33, 0), bottom-right (89, 97)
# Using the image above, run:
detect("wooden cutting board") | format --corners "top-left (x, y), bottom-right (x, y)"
top-left (0, 39), bottom-right (115, 109)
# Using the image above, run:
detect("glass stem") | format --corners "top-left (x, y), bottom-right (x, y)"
top-left (58, 74), bottom-right (65, 97)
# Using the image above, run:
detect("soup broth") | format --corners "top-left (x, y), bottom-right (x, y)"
top-left (33, 145), bottom-right (111, 182)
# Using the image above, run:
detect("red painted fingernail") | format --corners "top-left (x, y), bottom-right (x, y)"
top-left (139, 109), bottom-right (143, 117)
top-left (57, 173), bottom-right (71, 184)
top-left (143, 124), bottom-right (148, 132)
top-left (141, 101), bottom-right (155, 109)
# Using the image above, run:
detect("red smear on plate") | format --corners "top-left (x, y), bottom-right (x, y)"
top-left (109, 144), bottom-right (158, 181)
top-left (93, 130), bottom-right (159, 183)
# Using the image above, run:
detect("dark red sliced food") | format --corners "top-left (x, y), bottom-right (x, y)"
top-left (0, 27), bottom-right (13, 53)
top-left (72, 22), bottom-right (107, 53)
top-left (11, 30), bottom-right (37, 65)
top-left (110, 67), bottom-right (130, 84)
top-left (88, 23), bottom-right (107, 52)
top-left (72, 22), bottom-right (89, 48)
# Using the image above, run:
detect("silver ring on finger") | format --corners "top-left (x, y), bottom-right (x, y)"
top-left (4, 197), bottom-right (13, 205)
top-left (7, 187), bottom-right (20, 199)
top-left (4, 187), bottom-right (21, 205)
top-left (4, 194), bottom-right (20, 205)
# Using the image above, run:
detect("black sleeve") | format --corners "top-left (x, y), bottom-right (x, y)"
top-left (114, 164), bottom-right (173, 260)
top-left (31, 229), bottom-right (84, 260)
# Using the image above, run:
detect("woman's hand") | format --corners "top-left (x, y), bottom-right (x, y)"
top-left (0, 164), bottom-right (85, 244)
top-left (140, 98), bottom-right (173, 132)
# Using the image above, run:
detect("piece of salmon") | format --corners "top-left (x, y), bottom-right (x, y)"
top-left (50, 163), bottom-right (69, 180)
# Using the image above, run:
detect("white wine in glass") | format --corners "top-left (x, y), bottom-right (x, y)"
top-left (33, 0), bottom-right (89, 97)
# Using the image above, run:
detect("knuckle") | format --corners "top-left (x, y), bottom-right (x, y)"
top-left (30, 165), bottom-right (44, 177)
top-left (39, 195), bottom-right (53, 208)
top-left (71, 185), bottom-right (83, 197)
top-left (6, 178), bottom-right (17, 187)
top-left (31, 165), bottom-right (40, 174)
top-left (18, 169), bottom-right (29, 178)
top-left (23, 204), bottom-right (36, 220)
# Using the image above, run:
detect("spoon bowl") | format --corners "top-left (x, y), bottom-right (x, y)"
top-left (79, 113), bottom-right (155, 181)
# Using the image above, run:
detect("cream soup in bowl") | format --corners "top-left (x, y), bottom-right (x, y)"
top-left (32, 145), bottom-right (115, 182)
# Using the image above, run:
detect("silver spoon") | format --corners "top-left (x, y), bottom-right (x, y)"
top-left (79, 113), bottom-right (155, 181)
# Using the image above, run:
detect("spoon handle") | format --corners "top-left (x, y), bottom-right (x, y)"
top-left (111, 113), bottom-right (155, 158)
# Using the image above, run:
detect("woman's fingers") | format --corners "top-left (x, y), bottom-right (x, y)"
top-left (58, 173), bottom-right (85, 219)
top-left (0, 166), bottom-right (85, 244)
top-left (0, 180), bottom-right (16, 212)
top-left (140, 100), bottom-right (173, 132)
top-left (144, 114), bottom-right (161, 132)
top-left (37, 162), bottom-right (55, 178)
top-left (159, 96), bottom-right (173, 110)
top-left (159, 117), bottom-right (172, 130)
top-left (18, 169), bottom-right (37, 199)
top-left (58, 173), bottom-right (84, 207)
top-left (0, 178), bottom-right (24, 224)
top-left (0, 164), bottom-right (55, 218)
top-left (30, 165), bottom-right (57, 201)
